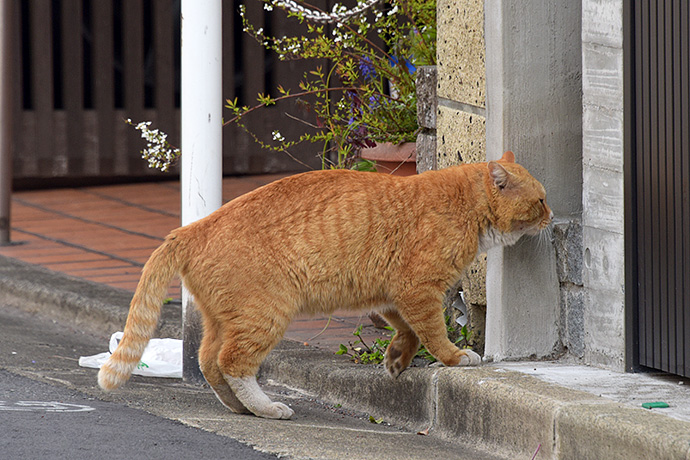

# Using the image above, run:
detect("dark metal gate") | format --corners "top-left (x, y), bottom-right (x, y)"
top-left (11, 0), bottom-right (324, 186)
top-left (626, 0), bottom-right (690, 377)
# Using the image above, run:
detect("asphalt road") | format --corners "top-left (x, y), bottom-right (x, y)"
top-left (0, 303), bottom-right (508, 460)
top-left (0, 369), bottom-right (276, 460)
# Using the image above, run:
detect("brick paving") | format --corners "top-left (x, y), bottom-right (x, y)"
top-left (0, 175), bottom-right (389, 352)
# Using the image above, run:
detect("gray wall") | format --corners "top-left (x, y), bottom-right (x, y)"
top-left (484, 0), bottom-right (583, 361)
top-left (581, 0), bottom-right (626, 371)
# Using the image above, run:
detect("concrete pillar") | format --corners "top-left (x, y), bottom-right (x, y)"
top-left (581, 0), bottom-right (626, 371)
top-left (180, 0), bottom-right (223, 382)
top-left (484, 0), bottom-right (582, 361)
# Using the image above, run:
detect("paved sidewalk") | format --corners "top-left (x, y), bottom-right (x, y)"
top-left (0, 175), bottom-right (388, 351)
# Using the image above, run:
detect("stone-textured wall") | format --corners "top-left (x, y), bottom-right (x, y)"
top-left (581, 0), bottom-right (626, 371)
top-left (415, 66), bottom-right (438, 173)
top-left (554, 221), bottom-right (585, 358)
top-left (435, 0), bottom-right (488, 352)
top-left (436, 0), bottom-right (486, 168)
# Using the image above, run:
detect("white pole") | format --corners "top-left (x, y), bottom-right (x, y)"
top-left (0, 0), bottom-right (13, 246)
top-left (180, 0), bottom-right (222, 382)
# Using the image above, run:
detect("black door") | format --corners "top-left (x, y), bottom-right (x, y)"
top-left (626, 0), bottom-right (690, 377)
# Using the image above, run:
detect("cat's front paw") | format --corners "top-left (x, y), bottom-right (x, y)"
top-left (458, 349), bottom-right (481, 366)
top-left (429, 349), bottom-right (482, 368)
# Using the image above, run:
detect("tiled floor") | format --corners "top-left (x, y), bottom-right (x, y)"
top-left (0, 175), bottom-right (389, 352)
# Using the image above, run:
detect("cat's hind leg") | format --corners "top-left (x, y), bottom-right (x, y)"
top-left (216, 301), bottom-right (295, 420)
top-left (224, 375), bottom-right (293, 419)
top-left (379, 308), bottom-right (420, 378)
top-left (198, 314), bottom-right (250, 414)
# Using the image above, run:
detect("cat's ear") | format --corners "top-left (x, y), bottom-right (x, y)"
top-left (501, 151), bottom-right (515, 163)
top-left (488, 161), bottom-right (510, 189)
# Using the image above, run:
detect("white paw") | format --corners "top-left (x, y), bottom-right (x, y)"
top-left (224, 375), bottom-right (294, 419)
top-left (458, 349), bottom-right (482, 366)
top-left (259, 401), bottom-right (294, 420)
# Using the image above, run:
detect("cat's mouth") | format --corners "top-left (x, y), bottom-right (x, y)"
top-left (515, 212), bottom-right (553, 236)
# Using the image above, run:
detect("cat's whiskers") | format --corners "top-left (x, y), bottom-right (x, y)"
top-left (536, 223), bottom-right (554, 249)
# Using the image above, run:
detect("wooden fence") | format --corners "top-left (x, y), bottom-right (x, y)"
top-left (11, 0), bottom-right (325, 185)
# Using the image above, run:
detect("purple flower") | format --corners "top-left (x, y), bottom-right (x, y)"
top-left (389, 55), bottom-right (416, 74)
top-left (359, 56), bottom-right (377, 81)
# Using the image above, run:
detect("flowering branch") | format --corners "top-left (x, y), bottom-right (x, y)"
top-left (223, 86), bottom-right (363, 126)
top-left (126, 119), bottom-right (180, 172)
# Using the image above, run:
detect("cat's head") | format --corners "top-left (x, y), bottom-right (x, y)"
top-left (486, 151), bottom-right (553, 238)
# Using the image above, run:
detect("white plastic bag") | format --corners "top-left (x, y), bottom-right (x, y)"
top-left (78, 332), bottom-right (182, 378)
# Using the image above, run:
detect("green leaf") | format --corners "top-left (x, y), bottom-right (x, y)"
top-left (369, 416), bottom-right (384, 424)
top-left (352, 160), bottom-right (377, 172)
top-left (336, 344), bottom-right (348, 355)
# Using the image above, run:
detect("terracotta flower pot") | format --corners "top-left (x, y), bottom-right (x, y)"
top-left (360, 142), bottom-right (417, 176)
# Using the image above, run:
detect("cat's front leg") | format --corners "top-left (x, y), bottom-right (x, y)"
top-left (395, 292), bottom-right (482, 369)
top-left (424, 343), bottom-right (482, 368)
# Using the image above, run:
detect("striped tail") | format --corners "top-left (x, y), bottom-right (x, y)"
top-left (98, 236), bottom-right (180, 391)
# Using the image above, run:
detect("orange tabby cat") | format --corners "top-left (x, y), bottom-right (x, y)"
top-left (98, 151), bottom-right (552, 419)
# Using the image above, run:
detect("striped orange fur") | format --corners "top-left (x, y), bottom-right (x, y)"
top-left (97, 151), bottom-right (552, 419)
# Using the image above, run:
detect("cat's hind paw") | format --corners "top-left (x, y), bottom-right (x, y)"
top-left (256, 401), bottom-right (294, 420)
top-left (383, 346), bottom-right (408, 378)
top-left (224, 374), bottom-right (294, 420)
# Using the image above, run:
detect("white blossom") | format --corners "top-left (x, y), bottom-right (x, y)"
top-left (127, 119), bottom-right (180, 172)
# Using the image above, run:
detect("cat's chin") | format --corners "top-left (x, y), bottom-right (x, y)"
top-left (477, 226), bottom-right (524, 252)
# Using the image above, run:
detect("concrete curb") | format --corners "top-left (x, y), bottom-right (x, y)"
top-left (2, 254), bottom-right (689, 459)
top-left (262, 342), bottom-right (690, 459)
top-left (0, 255), bottom-right (181, 339)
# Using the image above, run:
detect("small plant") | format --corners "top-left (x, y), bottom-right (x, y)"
top-left (337, 312), bottom-right (472, 365)
top-left (368, 415), bottom-right (385, 424)
top-left (129, 0), bottom-right (435, 172)
top-left (227, 0), bottom-right (436, 169)
top-left (336, 325), bottom-right (392, 364)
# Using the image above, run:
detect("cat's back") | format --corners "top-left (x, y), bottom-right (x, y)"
top-left (177, 169), bottom-right (423, 256)
top-left (177, 166), bottom-right (471, 241)
top-left (195, 167), bottom-right (469, 239)
top-left (225, 168), bottom-right (411, 223)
